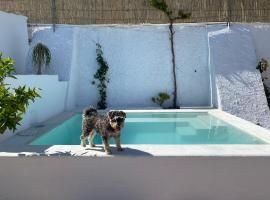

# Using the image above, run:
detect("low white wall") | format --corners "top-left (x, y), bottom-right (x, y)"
top-left (0, 11), bottom-right (29, 74)
top-left (0, 157), bottom-right (270, 200)
top-left (0, 75), bottom-right (68, 141)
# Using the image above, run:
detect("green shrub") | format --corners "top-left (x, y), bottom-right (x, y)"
top-left (0, 53), bottom-right (40, 134)
top-left (152, 92), bottom-right (170, 108)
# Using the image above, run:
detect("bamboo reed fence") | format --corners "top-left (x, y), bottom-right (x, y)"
top-left (0, 0), bottom-right (270, 25)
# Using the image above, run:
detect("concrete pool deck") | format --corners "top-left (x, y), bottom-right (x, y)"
top-left (1, 109), bottom-right (270, 157)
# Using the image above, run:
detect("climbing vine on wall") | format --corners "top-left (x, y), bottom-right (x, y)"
top-left (92, 43), bottom-right (109, 109)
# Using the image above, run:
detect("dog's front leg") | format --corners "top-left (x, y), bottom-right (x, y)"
top-left (80, 135), bottom-right (86, 147)
top-left (102, 136), bottom-right (112, 155)
top-left (114, 135), bottom-right (123, 151)
top-left (88, 130), bottom-right (97, 147)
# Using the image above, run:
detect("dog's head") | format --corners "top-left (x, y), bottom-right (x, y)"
top-left (108, 110), bottom-right (126, 131)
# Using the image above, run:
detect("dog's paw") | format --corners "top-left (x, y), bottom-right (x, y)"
top-left (105, 150), bottom-right (112, 155)
top-left (117, 147), bottom-right (124, 151)
top-left (81, 142), bottom-right (86, 147)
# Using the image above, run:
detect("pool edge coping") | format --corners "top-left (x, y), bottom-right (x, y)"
top-left (1, 108), bottom-right (270, 157)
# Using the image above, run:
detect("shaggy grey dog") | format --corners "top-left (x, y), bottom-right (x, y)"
top-left (80, 106), bottom-right (126, 155)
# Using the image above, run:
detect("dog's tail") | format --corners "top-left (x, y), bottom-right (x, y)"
top-left (83, 106), bottom-right (98, 117)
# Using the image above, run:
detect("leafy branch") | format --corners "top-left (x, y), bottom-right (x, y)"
top-left (0, 53), bottom-right (40, 134)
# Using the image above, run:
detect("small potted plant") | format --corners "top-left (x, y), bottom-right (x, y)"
top-left (32, 42), bottom-right (51, 75)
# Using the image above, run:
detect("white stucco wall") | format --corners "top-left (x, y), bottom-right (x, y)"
top-left (208, 25), bottom-right (270, 128)
top-left (27, 26), bottom-right (74, 81)
top-left (246, 24), bottom-right (270, 89)
top-left (0, 75), bottom-right (68, 142)
top-left (27, 24), bottom-right (270, 117)
top-left (0, 11), bottom-right (29, 74)
top-left (65, 30), bottom-right (80, 110)
top-left (66, 25), bottom-right (211, 109)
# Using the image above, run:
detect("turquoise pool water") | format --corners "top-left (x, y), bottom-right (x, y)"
top-left (31, 112), bottom-right (265, 145)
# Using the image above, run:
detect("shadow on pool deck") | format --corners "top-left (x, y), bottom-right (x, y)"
top-left (0, 144), bottom-right (153, 157)
top-left (0, 133), bottom-right (153, 157)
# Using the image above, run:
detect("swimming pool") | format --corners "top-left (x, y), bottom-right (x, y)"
top-left (31, 112), bottom-right (265, 145)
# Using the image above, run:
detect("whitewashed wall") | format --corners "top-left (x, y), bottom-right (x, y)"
top-left (65, 25), bottom-right (211, 109)
top-left (0, 11), bottom-right (29, 74)
top-left (65, 30), bottom-right (80, 110)
top-left (27, 26), bottom-right (74, 81)
top-left (208, 25), bottom-right (270, 128)
top-left (0, 75), bottom-right (68, 142)
top-left (30, 24), bottom-right (270, 112)
top-left (246, 24), bottom-right (270, 89)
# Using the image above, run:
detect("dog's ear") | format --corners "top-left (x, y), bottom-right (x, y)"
top-left (84, 107), bottom-right (97, 116)
top-left (120, 111), bottom-right (126, 118)
top-left (107, 111), bottom-right (115, 119)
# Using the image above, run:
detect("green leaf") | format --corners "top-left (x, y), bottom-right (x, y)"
top-left (0, 53), bottom-right (40, 134)
top-left (149, 0), bottom-right (168, 13)
top-left (178, 10), bottom-right (192, 19)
